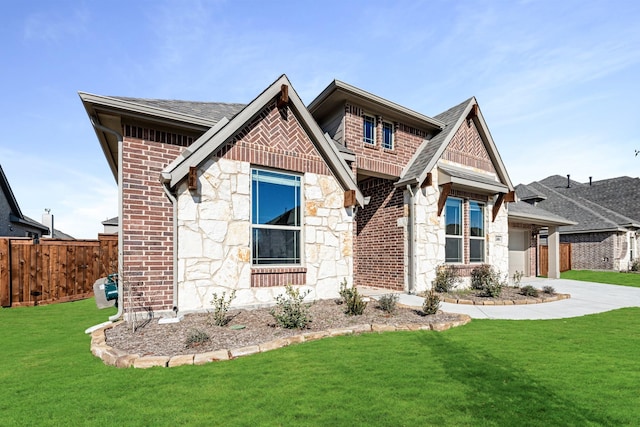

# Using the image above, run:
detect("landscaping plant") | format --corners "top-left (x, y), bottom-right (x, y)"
top-left (471, 264), bottom-right (504, 297)
top-left (377, 293), bottom-right (399, 315)
top-left (185, 328), bottom-right (210, 348)
top-left (542, 285), bottom-right (555, 295)
top-left (512, 270), bottom-right (524, 287)
top-left (339, 279), bottom-right (367, 315)
top-left (210, 289), bottom-right (236, 326)
top-left (432, 264), bottom-right (459, 293)
top-left (422, 288), bottom-right (440, 315)
top-left (520, 285), bottom-right (539, 297)
top-left (270, 284), bottom-right (313, 329)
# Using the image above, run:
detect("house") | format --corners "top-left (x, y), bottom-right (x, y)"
top-left (79, 74), bottom-right (565, 319)
top-left (516, 175), bottom-right (640, 271)
top-left (101, 216), bottom-right (119, 234)
top-left (0, 164), bottom-right (50, 238)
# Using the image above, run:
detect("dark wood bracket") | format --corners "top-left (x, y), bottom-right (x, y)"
top-left (344, 189), bottom-right (356, 207)
top-left (188, 166), bottom-right (198, 191)
top-left (277, 84), bottom-right (289, 108)
top-left (437, 182), bottom-right (452, 216)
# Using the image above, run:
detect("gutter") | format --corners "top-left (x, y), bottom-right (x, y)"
top-left (406, 185), bottom-right (416, 294)
top-left (89, 117), bottom-right (124, 322)
top-left (160, 172), bottom-right (179, 316)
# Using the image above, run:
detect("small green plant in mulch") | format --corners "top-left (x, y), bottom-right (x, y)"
top-left (471, 264), bottom-right (505, 297)
top-left (542, 285), bottom-right (555, 295)
top-left (377, 293), bottom-right (399, 315)
top-left (422, 288), bottom-right (440, 315)
top-left (339, 279), bottom-right (367, 316)
top-left (185, 328), bottom-right (210, 348)
top-left (512, 270), bottom-right (524, 287)
top-left (209, 289), bottom-right (236, 326)
top-left (520, 285), bottom-right (539, 297)
top-left (270, 284), bottom-right (313, 329)
top-left (432, 264), bottom-right (460, 293)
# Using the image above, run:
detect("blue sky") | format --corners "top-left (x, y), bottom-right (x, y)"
top-left (1, 0), bottom-right (638, 238)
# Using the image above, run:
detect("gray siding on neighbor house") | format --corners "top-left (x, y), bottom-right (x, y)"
top-left (318, 108), bottom-right (345, 146)
top-left (0, 192), bottom-right (12, 236)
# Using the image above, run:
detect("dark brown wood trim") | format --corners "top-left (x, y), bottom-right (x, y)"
top-left (437, 182), bottom-right (453, 216)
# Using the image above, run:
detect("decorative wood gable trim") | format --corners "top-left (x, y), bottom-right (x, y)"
top-left (421, 172), bottom-right (432, 188)
top-left (492, 190), bottom-right (515, 222)
top-left (277, 84), bottom-right (289, 109)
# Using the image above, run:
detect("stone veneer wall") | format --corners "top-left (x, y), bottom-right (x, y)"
top-left (412, 165), bottom-right (509, 293)
top-left (176, 157), bottom-right (353, 312)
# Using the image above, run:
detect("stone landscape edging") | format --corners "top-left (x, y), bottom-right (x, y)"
top-left (90, 314), bottom-right (472, 369)
top-left (440, 293), bottom-right (571, 305)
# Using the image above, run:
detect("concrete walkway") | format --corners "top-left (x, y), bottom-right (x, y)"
top-left (360, 278), bottom-right (640, 320)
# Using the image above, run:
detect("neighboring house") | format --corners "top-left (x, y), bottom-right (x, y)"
top-left (516, 175), bottom-right (640, 271)
top-left (102, 216), bottom-right (118, 234)
top-left (0, 164), bottom-right (50, 238)
top-left (79, 74), bottom-right (562, 318)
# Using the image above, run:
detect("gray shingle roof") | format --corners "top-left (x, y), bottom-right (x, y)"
top-left (524, 179), bottom-right (639, 232)
top-left (399, 97), bottom-right (474, 184)
top-left (515, 183), bottom-right (547, 201)
top-left (508, 200), bottom-right (575, 226)
top-left (567, 176), bottom-right (640, 223)
top-left (110, 96), bottom-right (246, 124)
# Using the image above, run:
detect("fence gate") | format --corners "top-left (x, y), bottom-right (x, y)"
top-left (0, 235), bottom-right (117, 307)
top-left (539, 243), bottom-right (572, 277)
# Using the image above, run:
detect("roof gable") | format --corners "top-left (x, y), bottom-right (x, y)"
top-left (0, 165), bottom-right (49, 234)
top-left (162, 75), bottom-right (364, 206)
top-left (397, 97), bottom-right (513, 191)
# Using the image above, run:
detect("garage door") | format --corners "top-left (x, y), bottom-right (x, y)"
top-left (508, 230), bottom-right (528, 277)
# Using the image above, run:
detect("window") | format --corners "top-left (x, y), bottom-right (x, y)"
top-left (363, 115), bottom-right (376, 145)
top-left (382, 122), bottom-right (394, 150)
top-left (445, 198), bottom-right (463, 263)
top-left (469, 201), bottom-right (485, 263)
top-left (251, 169), bottom-right (301, 265)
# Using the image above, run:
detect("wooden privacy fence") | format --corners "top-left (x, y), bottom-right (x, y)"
top-left (0, 234), bottom-right (118, 307)
top-left (539, 243), bottom-right (572, 277)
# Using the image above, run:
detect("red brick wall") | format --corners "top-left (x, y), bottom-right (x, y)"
top-left (121, 137), bottom-right (182, 314)
top-left (356, 178), bottom-right (405, 290)
top-left (442, 119), bottom-right (496, 173)
top-left (561, 231), bottom-right (616, 270)
top-left (343, 103), bottom-right (428, 178)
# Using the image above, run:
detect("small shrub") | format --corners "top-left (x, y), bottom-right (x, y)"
top-left (542, 285), bottom-right (555, 295)
top-left (270, 285), bottom-right (313, 329)
top-left (521, 285), bottom-right (539, 297)
top-left (339, 279), bottom-right (367, 316)
top-left (378, 293), bottom-right (399, 315)
top-left (432, 265), bottom-right (459, 293)
top-left (512, 270), bottom-right (524, 287)
top-left (185, 328), bottom-right (210, 348)
top-left (422, 289), bottom-right (440, 315)
top-left (631, 259), bottom-right (640, 272)
top-left (209, 289), bottom-right (236, 326)
top-left (471, 264), bottom-right (504, 297)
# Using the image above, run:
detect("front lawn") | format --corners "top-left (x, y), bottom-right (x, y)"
top-left (1, 299), bottom-right (639, 426)
top-left (561, 269), bottom-right (640, 288)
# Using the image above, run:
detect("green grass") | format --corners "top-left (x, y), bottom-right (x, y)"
top-left (562, 269), bottom-right (640, 287)
top-left (1, 299), bottom-right (640, 426)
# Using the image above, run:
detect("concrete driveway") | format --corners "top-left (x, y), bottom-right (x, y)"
top-left (362, 278), bottom-right (640, 320)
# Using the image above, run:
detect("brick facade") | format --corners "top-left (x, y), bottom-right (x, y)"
top-left (356, 177), bottom-right (405, 290)
top-left (121, 137), bottom-right (183, 314)
top-left (561, 231), bottom-right (617, 270)
top-left (442, 119), bottom-right (496, 173)
top-left (343, 103), bottom-right (428, 178)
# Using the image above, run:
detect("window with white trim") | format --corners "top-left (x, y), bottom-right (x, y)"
top-left (382, 122), bottom-right (394, 150)
top-left (469, 201), bottom-right (485, 263)
top-left (445, 197), bottom-right (463, 263)
top-left (363, 114), bottom-right (376, 145)
top-left (251, 169), bottom-right (301, 265)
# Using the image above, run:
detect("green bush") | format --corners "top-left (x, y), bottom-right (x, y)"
top-left (339, 280), bottom-right (367, 316)
top-left (432, 265), bottom-right (459, 293)
top-left (185, 328), bottom-right (210, 348)
top-left (471, 264), bottom-right (504, 297)
top-left (512, 270), bottom-right (524, 287)
top-left (270, 285), bottom-right (313, 329)
top-left (631, 259), bottom-right (640, 272)
top-left (422, 289), bottom-right (440, 315)
top-left (521, 285), bottom-right (539, 297)
top-left (377, 293), bottom-right (399, 315)
top-left (209, 289), bottom-right (236, 326)
top-left (542, 285), bottom-right (555, 294)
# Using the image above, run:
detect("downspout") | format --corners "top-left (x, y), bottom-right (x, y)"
top-left (160, 173), bottom-right (179, 315)
top-left (89, 117), bottom-right (124, 322)
top-left (406, 185), bottom-right (416, 295)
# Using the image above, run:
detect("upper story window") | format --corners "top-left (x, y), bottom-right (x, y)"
top-left (363, 115), bottom-right (376, 145)
top-left (445, 198), bottom-right (463, 263)
top-left (469, 201), bottom-right (485, 263)
top-left (382, 122), bottom-right (394, 150)
top-left (251, 169), bottom-right (301, 265)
